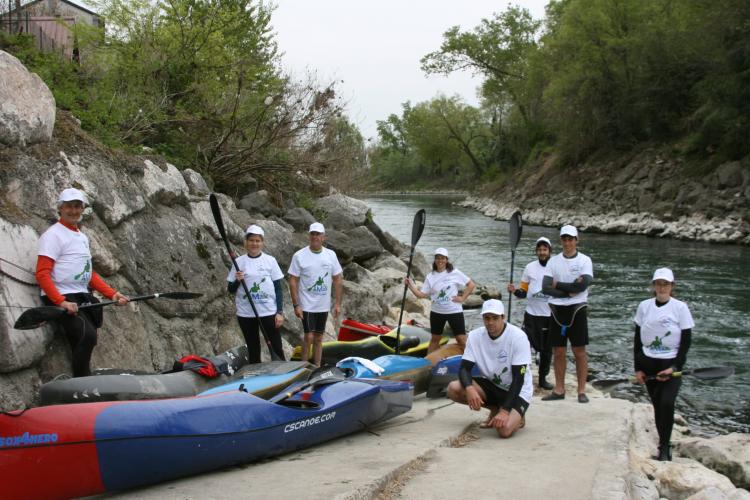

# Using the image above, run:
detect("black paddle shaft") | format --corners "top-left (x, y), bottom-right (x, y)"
top-left (396, 209), bottom-right (426, 355)
top-left (507, 211), bottom-right (523, 319)
top-left (209, 194), bottom-right (280, 361)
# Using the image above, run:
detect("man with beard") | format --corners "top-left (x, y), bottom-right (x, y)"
top-left (507, 236), bottom-right (554, 390)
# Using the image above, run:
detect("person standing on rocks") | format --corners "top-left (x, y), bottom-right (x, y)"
top-left (227, 224), bottom-right (285, 362)
top-left (288, 222), bottom-right (343, 366)
top-left (634, 268), bottom-right (694, 461)
top-left (35, 188), bottom-right (129, 377)
top-left (405, 247), bottom-right (475, 353)
top-left (541, 225), bottom-right (594, 403)
top-left (507, 236), bottom-right (554, 390)
top-left (446, 299), bottom-right (532, 438)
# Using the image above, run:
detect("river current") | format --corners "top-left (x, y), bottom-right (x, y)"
top-left (359, 194), bottom-right (750, 435)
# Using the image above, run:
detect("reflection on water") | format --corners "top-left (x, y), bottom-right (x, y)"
top-left (361, 194), bottom-right (750, 435)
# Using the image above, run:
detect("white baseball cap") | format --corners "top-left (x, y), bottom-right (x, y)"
top-left (434, 247), bottom-right (449, 257)
top-left (245, 224), bottom-right (265, 237)
top-left (309, 222), bottom-right (325, 234)
top-left (652, 268), bottom-right (675, 283)
top-left (560, 225), bottom-right (578, 238)
top-left (481, 299), bottom-right (505, 317)
top-left (536, 236), bottom-right (552, 248)
top-left (57, 188), bottom-right (88, 206)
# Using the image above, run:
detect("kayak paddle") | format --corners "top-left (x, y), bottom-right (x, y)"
top-left (591, 366), bottom-right (735, 390)
top-left (209, 193), bottom-right (281, 361)
top-left (507, 211), bottom-right (523, 319)
top-left (269, 366), bottom-right (347, 404)
top-left (13, 292), bottom-right (203, 330)
top-left (396, 209), bottom-right (426, 355)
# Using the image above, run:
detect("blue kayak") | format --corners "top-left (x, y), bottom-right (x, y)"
top-left (1, 377), bottom-right (413, 498)
top-left (336, 355), bottom-right (433, 395)
top-left (426, 354), bottom-right (480, 398)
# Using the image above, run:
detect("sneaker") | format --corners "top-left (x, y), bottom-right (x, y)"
top-left (541, 391), bottom-right (565, 401)
top-left (578, 393), bottom-right (589, 403)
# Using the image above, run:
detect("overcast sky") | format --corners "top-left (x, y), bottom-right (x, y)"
top-left (271, 0), bottom-right (549, 139)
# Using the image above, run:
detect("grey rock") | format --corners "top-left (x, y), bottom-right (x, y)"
top-left (366, 218), bottom-right (406, 256)
top-left (362, 253), bottom-right (408, 274)
top-left (323, 229), bottom-right (353, 266)
top-left (345, 226), bottom-right (384, 263)
top-left (0, 50), bottom-right (55, 146)
top-left (314, 193), bottom-right (370, 228)
top-left (239, 191), bottom-right (281, 217)
top-left (282, 207), bottom-right (316, 232)
top-left (676, 433), bottom-right (750, 489)
top-left (140, 160), bottom-right (189, 206)
top-left (181, 168), bottom-right (210, 195)
top-left (716, 162), bottom-right (744, 189)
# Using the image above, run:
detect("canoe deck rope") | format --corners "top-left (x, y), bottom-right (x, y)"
top-left (0, 257), bottom-right (37, 286)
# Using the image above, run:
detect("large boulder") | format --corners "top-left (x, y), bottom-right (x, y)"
top-left (345, 226), bottom-right (384, 263)
top-left (341, 280), bottom-right (384, 323)
top-left (323, 229), bottom-right (354, 266)
top-left (676, 434), bottom-right (750, 489)
top-left (365, 219), bottom-right (406, 257)
top-left (0, 50), bottom-right (55, 146)
top-left (239, 190), bottom-right (281, 217)
top-left (282, 207), bottom-right (316, 232)
top-left (140, 160), bottom-right (189, 206)
top-left (315, 193), bottom-right (370, 228)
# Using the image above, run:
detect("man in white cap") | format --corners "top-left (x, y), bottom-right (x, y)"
top-left (446, 299), bottom-right (533, 438)
top-left (541, 224), bottom-right (594, 403)
top-left (227, 224), bottom-right (286, 361)
top-left (508, 236), bottom-right (554, 390)
top-left (35, 188), bottom-right (129, 377)
top-left (288, 222), bottom-right (343, 366)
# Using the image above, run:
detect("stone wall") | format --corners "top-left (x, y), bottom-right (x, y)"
top-left (460, 151), bottom-right (749, 245)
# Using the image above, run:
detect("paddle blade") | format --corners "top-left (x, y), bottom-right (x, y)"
top-left (209, 193), bottom-right (229, 242)
top-left (686, 366), bottom-right (735, 381)
top-left (411, 209), bottom-right (426, 247)
top-left (13, 306), bottom-right (66, 330)
top-left (591, 377), bottom-right (630, 390)
top-left (509, 211), bottom-right (523, 249)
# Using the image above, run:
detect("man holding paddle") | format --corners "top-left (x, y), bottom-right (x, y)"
top-left (288, 222), bottom-right (343, 366)
top-left (541, 225), bottom-right (594, 403)
top-left (508, 236), bottom-right (554, 390)
top-left (35, 188), bottom-right (129, 377)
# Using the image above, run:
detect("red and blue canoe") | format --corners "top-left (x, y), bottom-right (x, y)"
top-left (0, 378), bottom-right (412, 499)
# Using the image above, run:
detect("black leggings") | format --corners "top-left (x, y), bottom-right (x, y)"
top-left (237, 315), bottom-right (284, 363)
top-left (640, 356), bottom-right (682, 447)
top-left (43, 293), bottom-right (99, 377)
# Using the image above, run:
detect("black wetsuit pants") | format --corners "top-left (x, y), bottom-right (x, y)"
top-left (237, 315), bottom-right (285, 363)
top-left (641, 356), bottom-right (682, 447)
top-left (43, 293), bottom-right (100, 378)
top-left (523, 312), bottom-right (551, 380)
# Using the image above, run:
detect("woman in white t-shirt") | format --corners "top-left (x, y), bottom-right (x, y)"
top-left (405, 247), bottom-right (475, 352)
top-left (36, 188), bottom-right (129, 377)
top-left (633, 268), bottom-right (694, 462)
top-left (227, 225), bottom-right (285, 362)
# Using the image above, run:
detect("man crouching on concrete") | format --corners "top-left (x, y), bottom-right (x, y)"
top-left (447, 299), bottom-right (533, 438)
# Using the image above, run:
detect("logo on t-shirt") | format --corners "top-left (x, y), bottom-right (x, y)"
top-left (245, 277), bottom-right (270, 304)
top-left (73, 260), bottom-right (91, 283)
top-left (307, 273), bottom-right (329, 295)
top-left (491, 367), bottom-right (509, 390)
top-left (435, 287), bottom-right (451, 304)
top-left (647, 331), bottom-right (672, 352)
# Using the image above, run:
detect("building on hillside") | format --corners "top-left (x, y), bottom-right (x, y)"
top-left (1, 0), bottom-right (103, 60)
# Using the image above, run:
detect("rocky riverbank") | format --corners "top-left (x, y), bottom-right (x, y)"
top-left (457, 150), bottom-right (749, 245)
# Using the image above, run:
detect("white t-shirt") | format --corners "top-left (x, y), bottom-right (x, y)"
top-left (288, 246), bottom-right (343, 313)
top-left (634, 297), bottom-right (694, 359)
top-left (544, 252), bottom-right (594, 306)
top-left (227, 253), bottom-right (284, 318)
top-left (421, 269), bottom-right (471, 314)
top-left (463, 322), bottom-right (533, 404)
top-left (37, 222), bottom-right (92, 295)
top-left (520, 260), bottom-right (551, 317)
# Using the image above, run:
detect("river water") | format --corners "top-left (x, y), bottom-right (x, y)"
top-left (359, 194), bottom-right (750, 435)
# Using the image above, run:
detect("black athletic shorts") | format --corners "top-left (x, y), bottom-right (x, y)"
top-left (302, 311), bottom-right (328, 334)
top-left (473, 377), bottom-right (529, 416)
top-left (430, 311), bottom-right (466, 337)
top-left (549, 304), bottom-right (588, 347)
